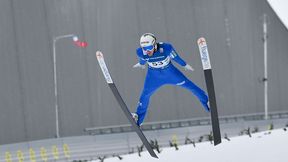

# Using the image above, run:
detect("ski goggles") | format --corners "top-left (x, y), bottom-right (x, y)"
top-left (142, 45), bottom-right (154, 51)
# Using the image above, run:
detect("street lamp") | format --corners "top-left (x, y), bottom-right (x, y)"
top-left (263, 14), bottom-right (268, 120)
top-left (53, 34), bottom-right (87, 138)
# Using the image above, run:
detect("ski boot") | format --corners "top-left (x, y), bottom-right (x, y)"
top-left (131, 113), bottom-right (139, 124)
top-left (202, 101), bottom-right (210, 112)
top-left (131, 113), bottom-right (143, 127)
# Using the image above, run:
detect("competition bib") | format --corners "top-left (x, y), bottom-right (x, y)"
top-left (147, 56), bottom-right (171, 68)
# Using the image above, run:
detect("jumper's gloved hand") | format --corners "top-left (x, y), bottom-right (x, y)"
top-left (183, 64), bottom-right (194, 71)
top-left (133, 63), bottom-right (145, 69)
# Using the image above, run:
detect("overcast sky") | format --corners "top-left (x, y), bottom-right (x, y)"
top-left (267, 0), bottom-right (288, 30)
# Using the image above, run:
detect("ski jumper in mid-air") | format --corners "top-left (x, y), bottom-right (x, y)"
top-left (132, 33), bottom-right (210, 126)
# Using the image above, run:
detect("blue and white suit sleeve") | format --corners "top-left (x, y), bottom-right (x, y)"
top-left (138, 57), bottom-right (146, 65)
top-left (136, 49), bottom-right (146, 65)
top-left (168, 44), bottom-right (187, 66)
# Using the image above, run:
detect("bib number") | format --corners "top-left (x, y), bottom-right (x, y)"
top-left (148, 57), bottom-right (170, 68)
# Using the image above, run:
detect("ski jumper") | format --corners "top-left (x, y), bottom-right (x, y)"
top-left (135, 42), bottom-right (209, 125)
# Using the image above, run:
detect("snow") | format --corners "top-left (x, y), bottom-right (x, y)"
top-left (104, 129), bottom-right (288, 162)
top-left (267, 0), bottom-right (288, 30)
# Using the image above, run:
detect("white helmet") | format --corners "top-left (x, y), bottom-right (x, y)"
top-left (140, 33), bottom-right (156, 48)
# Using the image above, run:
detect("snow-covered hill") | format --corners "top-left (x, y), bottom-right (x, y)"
top-left (104, 128), bottom-right (288, 162)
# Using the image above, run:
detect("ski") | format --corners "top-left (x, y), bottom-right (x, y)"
top-left (197, 37), bottom-right (222, 145)
top-left (96, 51), bottom-right (158, 158)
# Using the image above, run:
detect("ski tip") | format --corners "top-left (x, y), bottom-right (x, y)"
top-left (96, 51), bottom-right (103, 58)
top-left (197, 37), bottom-right (206, 46)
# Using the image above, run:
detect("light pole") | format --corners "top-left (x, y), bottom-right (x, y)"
top-left (263, 14), bottom-right (268, 120)
top-left (53, 34), bottom-right (78, 138)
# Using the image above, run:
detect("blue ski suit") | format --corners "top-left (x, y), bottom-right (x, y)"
top-left (135, 42), bottom-right (209, 125)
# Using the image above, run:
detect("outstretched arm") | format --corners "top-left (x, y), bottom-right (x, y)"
top-left (133, 50), bottom-right (146, 69)
top-left (169, 45), bottom-right (194, 71)
top-left (138, 57), bottom-right (146, 65)
top-left (170, 49), bottom-right (187, 66)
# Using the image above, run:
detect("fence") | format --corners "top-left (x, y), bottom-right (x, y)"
top-left (1, 111), bottom-right (288, 162)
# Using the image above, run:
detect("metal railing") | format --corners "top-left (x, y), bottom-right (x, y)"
top-left (84, 111), bottom-right (288, 135)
